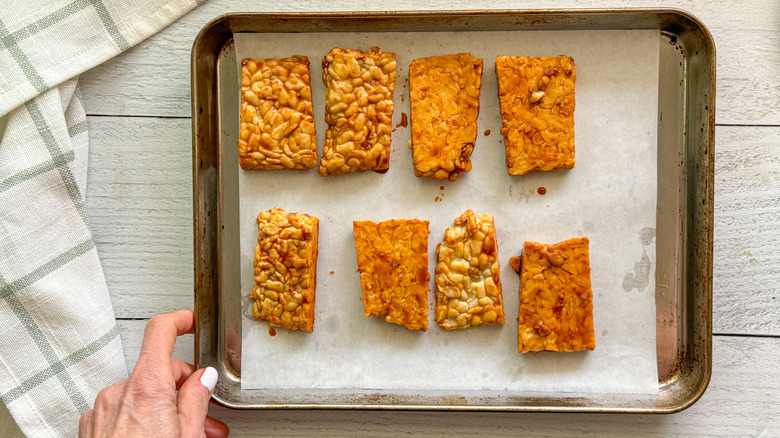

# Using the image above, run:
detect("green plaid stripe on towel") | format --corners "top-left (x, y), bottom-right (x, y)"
top-left (0, 79), bottom-right (126, 437)
top-left (0, 1), bottom-right (201, 436)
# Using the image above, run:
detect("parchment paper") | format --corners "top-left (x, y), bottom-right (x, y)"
top-left (235, 29), bottom-right (659, 394)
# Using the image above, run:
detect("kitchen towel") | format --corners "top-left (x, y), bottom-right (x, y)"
top-left (0, 1), bottom-right (202, 436)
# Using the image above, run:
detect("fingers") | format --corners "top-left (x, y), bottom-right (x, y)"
top-left (137, 310), bottom-right (195, 367)
top-left (171, 358), bottom-right (197, 390)
top-left (205, 415), bottom-right (231, 438)
top-left (78, 409), bottom-right (94, 438)
top-left (177, 367), bottom-right (218, 436)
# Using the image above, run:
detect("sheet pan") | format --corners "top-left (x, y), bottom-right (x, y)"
top-left (192, 9), bottom-right (715, 413)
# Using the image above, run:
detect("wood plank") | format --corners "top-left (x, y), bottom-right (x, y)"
top-left (78, 0), bottom-right (780, 125)
top-left (86, 116), bottom-right (780, 334)
top-left (116, 319), bottom-right (780, 437)
top-left (86, 116), bottom-right (193, 318)
top-left (714, 126), bottom-right (780, 336)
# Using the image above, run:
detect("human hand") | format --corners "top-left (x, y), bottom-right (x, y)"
top-left (79, 310), bottom-right (229, 437)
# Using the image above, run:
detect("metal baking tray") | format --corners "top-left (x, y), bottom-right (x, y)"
top-left (192, 9), bottom-right (714, 413)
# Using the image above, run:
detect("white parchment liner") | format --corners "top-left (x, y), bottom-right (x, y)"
top-left (235, 29), bottom-right (659, 394)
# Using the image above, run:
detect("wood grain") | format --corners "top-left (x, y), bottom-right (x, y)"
top-left (714, 126), bottom-right (780, 336)
top-left (117, 318), bottom-right (780, 437)
top-left (86, 116), bottom-right (193, 318)
top-left (78, 0), bottom-right (780, 125)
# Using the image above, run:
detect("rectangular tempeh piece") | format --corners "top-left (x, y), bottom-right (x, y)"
top-left (435, 210), bottom-right (504, 329)
top-left (409, 53), bottom-right (483, 182)
top-left (353, 219), bottom-right (430, 331)
top-left (513, 237), bottom-right (595, 353)
top-left (239, 57), bottom-right (317, 170)
top-left (496, 55), bottom-right (576, 175)
top-left (319, 47), bottom-right (396, 176)
top-left (250, 208), bottom-right (319, 333)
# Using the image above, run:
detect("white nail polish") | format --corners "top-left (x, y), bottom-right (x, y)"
top-left (200, 367), bottom-right (218, 392)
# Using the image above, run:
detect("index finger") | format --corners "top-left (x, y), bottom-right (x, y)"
top-left (137, 310), bottom-right (195, 366)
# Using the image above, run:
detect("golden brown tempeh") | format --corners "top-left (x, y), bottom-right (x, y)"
top-left (319, 47), bottom-right (396, 176)
top-left (239, 57), bottom-right (317, 170)
top-left (435, 210), bottom-right (504, 329)
top-left (250, 208), bottom-right (319, 333)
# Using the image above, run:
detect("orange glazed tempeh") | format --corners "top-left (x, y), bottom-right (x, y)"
top-left (353, 219), bottom-right (430, 331)
top-left (409, 53), bottom-right (483, 182)
top-left (250, 208), bottom-right (319, 333)
top-left (512, 237), bottom-right (595, 353)
top-left (496, 55), bottom-right (576, 175)
top-left (239, 57), bottom-right (317, 170)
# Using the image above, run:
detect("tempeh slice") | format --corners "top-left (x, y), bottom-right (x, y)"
top-left (250, 208), bottom-right (319, 333)
top-left (409, 53), bottom-right (483, 182)
top-left (353, 219), bottom-right (430, 331)
top-left (239, 57), bottom-right (317, 170)
top-left (319, 47), bottom-right (396, 176)
top-left (435, 210), bottom-right (504, 329)
top-left (512, 237), bottom-right (595, 353)
top-left (496, 55), bottom-right (576, 175)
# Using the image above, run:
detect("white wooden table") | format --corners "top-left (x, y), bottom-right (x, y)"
top-left (70, 0), bottom-right (780, 435)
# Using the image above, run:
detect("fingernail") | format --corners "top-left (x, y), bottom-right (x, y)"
top-left (200, 367), bottom-right (218, 392)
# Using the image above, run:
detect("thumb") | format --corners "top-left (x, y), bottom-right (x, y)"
top-left (177, 367), bottom-right (218, 436)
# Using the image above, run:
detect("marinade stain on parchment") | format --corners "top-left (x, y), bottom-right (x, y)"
top-left (622, 227), bottom-right (656, 293)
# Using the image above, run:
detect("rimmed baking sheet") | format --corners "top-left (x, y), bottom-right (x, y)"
top-left (192, 10), bottom-right (714, 413)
